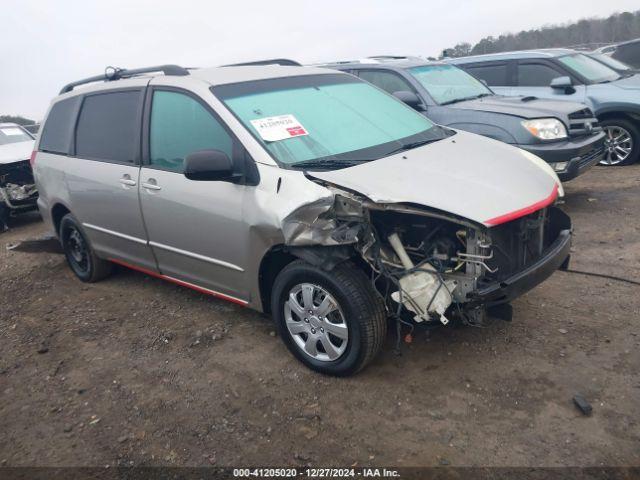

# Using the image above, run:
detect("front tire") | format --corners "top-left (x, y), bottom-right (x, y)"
top-left (271, 260), bottom-right (386, 376)
top-left (599, 118), bottom-right (639, 166)
top-left (60, 213), bottom-right (113, 282)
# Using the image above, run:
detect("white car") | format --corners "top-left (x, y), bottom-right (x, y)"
top-left (0, 123), bottom-right (38, 230)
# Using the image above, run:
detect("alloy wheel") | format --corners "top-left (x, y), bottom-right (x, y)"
top-left (601, 125), bottom-right (633, 165)
top-left (284, 283), bottom-right (349, 362)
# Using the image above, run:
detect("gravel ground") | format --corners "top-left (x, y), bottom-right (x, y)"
top-left (0, 165), bottom-right (639, 468)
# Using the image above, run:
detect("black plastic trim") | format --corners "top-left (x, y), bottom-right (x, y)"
top-left (223, 59), bottom-right (301, 67)
top-left (471, 228), bottom-right (572, 306)
top-left (59, 65), bottom-right (189, 94)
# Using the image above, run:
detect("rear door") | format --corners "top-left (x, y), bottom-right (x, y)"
top-left (67, 84), bottom-right (156, 271)
top-left (138, 85), bottom-right (250, 303)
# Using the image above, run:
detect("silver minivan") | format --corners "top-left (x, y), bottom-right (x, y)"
top-left (34, 64), bottom-right (572, 375)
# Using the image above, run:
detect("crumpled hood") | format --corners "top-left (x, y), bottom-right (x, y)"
top-left (309, 130), bottom-right (561, 227)
top-left (0, 140), bottom-right (34, 165)
top-left (450, 95), bottom-right (586, 119)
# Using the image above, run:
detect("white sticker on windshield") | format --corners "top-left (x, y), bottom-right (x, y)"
top-left (0, 127), bottom-right (24, 136)
top-left (250, 114), bottom-right (308, 142)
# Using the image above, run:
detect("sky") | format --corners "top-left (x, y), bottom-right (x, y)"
top-left (2, 0), bottom-right (639, 120)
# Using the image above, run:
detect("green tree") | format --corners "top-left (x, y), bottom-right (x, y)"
top-left (440, 10), bottom-right (640, 56)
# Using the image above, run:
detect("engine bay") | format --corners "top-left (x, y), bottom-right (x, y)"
top-left (0, 160), bottom-right (39, 229)
top-left (286, 184), bottom-right (571, 328)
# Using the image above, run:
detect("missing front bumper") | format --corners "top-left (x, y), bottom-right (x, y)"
top-left (469, 226), bottom-right (571, 306)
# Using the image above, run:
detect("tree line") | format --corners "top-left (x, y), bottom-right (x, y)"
top-left (441, 10), bottom-right (640, 59)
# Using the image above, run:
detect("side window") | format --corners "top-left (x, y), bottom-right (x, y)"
top-left (149, 90), bottom-right (233, 173)
top-left (465, 63), bottom-right (509, 86)
top-left (613, 43), bottom-right (640, 68)
top-left (357, 70), bottom-right (415, 95)
top-left (76, 91), bottom-right (142, 163)
top-left (517, 63), bottom-right (562, 86)
top-left (39, 96), bottom-right (82, 155)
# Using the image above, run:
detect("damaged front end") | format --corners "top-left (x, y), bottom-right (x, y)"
top-left (282, 182), bottom-right (571, 327)
top-left (0, 160), bottom-right (39, 223)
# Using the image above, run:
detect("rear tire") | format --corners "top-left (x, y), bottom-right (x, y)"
top-left (271, 260), bottom-right (386, 376)
top-left (60, 214), bottom-right (113, 282)
top-left (599, 118), bottom-right (639, 166)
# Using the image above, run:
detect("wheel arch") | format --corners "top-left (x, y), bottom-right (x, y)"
top-left (596, 109), bottom-right (640, 125)
top-left (51, 202), bottom-right (72, 237)
top-left (258, 244), bottom-right (357, 314)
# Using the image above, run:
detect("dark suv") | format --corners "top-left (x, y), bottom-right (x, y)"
top-left (323, 57), bottom-right (605, 180)
top-left (448, 49), bottom-right (640, 166)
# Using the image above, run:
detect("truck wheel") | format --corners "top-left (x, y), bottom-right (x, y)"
top-left (60, 213), bottom-right (113, 282)
top-left (271, 260), bottom-right (386, 376)
top-left (599, 118), bottom-right (639, 166)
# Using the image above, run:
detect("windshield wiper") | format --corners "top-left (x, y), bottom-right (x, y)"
top-left (440, 97), bottom-right (472, 106)
top-left (289, 158), bottom-right (363, 171)
top-left (440, 93), bottom-right (490, 106)
top-left (384, 138), bottom-right (439, 156)
top-left (598, 77), bottom-right (621, 84)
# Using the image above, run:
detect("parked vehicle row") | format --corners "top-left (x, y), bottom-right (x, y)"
top-left (6, 47), bottom-right (638, 234)
top-left (448, 49), bottom-right (640, 166)
top-left (11, 45), bottom-right (640, 375)
top-left (321, 57), bottom-right (605, 180)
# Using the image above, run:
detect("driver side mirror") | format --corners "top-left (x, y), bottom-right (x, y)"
top-left (550, 76), bottom-right (574, 94)
top-left (392, 91), bottom-right (425, 111)
top-left (184, 149), bottom-right (237, 181)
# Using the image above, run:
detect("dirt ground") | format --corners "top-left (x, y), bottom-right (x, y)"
top-left (1, 165), bottom-right (639, 469)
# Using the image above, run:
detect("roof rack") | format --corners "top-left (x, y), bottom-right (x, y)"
top-left (223, 58), bottom-right (301, 67)
top-left (367, 55), bottom-right (424, 62)
top-left (59, 65), bottom-right (190, 94)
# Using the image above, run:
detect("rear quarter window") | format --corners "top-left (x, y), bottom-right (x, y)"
top-left (357, 70), bottom-right (415, 95)
top-left (75, 90), bottom-right (143, 163)
top-left (39, 96), bottom-right (82, 154)
top-left (612, 42), bottom-right (640, 68)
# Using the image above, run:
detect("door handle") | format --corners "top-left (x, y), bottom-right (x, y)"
top-left (141, 179), bottom-right (162, 191)
top-left (119, 175), bottom-right (137, 187)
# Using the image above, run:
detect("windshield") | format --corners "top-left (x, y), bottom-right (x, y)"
top-left (558, 54), bottom-right (620, 83)
top-left (0, 125), bottom-right (32, 146)
top-left (213, 74), bottom-right (447, 169)
top-left (589, 53), bottom-right (632, 72)
top-left (408, 64), bottom-right (492, 105)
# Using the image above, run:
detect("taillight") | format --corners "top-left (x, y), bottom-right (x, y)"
top-left (30, 151), bottom-right (37, 168)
